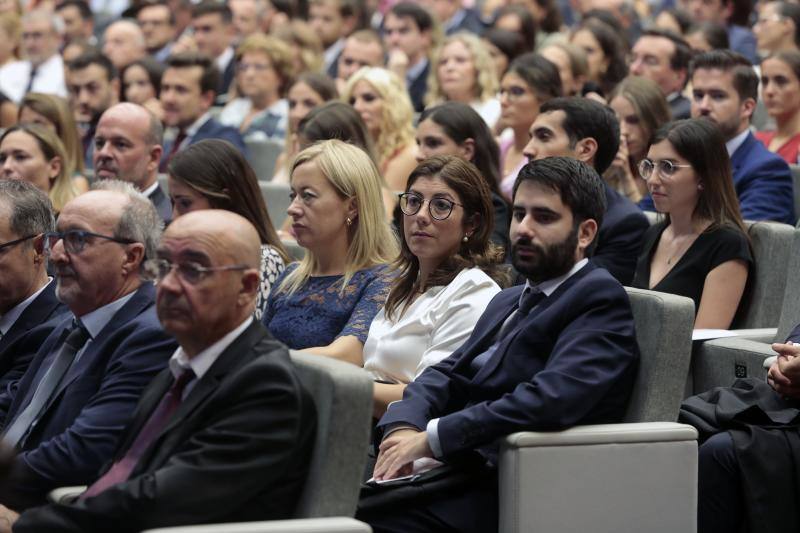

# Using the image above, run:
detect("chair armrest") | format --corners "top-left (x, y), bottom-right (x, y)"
top-left (141, 518), bottom-right (372, 533)
top-left (47, 486), bottom-right (87, 504)
top-left (725, 328), bottom-right (778, 344)
top-left (502, 422), bottom-right (698, 448)
top-left (692, 336), bottom-right (776, 394)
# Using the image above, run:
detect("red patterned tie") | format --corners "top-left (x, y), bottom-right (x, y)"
top-left (81, 369), bottom-right (195, 499)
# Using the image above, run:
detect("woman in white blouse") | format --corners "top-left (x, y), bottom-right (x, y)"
top-left (363, 155), bottom-right (509, 418)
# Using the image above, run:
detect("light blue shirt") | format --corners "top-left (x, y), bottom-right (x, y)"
top-left (74, 290), bottom-right (138, 364)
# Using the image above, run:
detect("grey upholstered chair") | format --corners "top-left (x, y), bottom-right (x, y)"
top-left (692, 227), bottom-right (800, 393)
top-left (260, 181), bottom-right (291, 229)
top-left (498, 287), bottom-right (698, 533)
top-left (246, 138), bottom-right (284, 183)
top-left (790, 164), bottom-right (800, 221)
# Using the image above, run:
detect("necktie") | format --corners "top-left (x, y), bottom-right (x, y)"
top-left (498, 288), bottom-right (546, 338)
top-left (159, 130), bottom-right (187, 172)
top-left (24, 66), bottom-right (37, 95)
top-left (2, 321), bottom-right (90, 448)
top-left (81, 369), bottom-right (195, 499)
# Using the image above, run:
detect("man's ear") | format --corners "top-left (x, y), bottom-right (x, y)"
top-left (200, 90), bottom-right (216, 111)
top-left (574, 137), bottom-right (598, 166)
top-left (148, 144), bottom-right (163, 172)
top-left (122, 243), bottom-right (146, 277)
top-left (576, 218), bottom-right (598, 256)
top-left (237, 268), bottom-right (261, 306)
top-left (740, 97), bottom-right (756, 122)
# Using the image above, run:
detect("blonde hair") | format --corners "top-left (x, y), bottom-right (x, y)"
top-left (236, 32), bottom-right (296, 95)
top-left (278, 140), bottom-right (398, 295)
top-left (427, 32), bottom-right (499, 106)
top-left (342, 67), bottom-right (414, 171)
top-left (271, 20), bottom-right (323, 74)
top-left (20, 93), bottom-right (85, 175)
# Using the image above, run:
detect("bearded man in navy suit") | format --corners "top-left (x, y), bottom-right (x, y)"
top-left (357, 157), bottom-right (640, 533)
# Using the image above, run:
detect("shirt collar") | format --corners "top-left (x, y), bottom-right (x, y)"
top-left (215, 46), bottom-right (235, 73)
top-left (444, 8), bottom-right (467, 32)
top-left (406, 57), bottom-right (428, 83)
top-left (523, 258), bottom-right (589, 298)
top-left (185, 111), bottom-right (212, 138)
top-left (0, 278), bottom-right (52, 336)
top-left (168, 316), bottom-right (253, 381)
top-left (725, 128), bottom-right (750, 156)
top-left (141, 180), bottom-right (159, 197)
top-left (324, 38), bottom-right (345, 68)
top-left (78, 290), bottom-right (137, 339)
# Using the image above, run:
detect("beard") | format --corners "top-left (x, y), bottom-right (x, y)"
top-left (511, 226), bottom-right (579, 284)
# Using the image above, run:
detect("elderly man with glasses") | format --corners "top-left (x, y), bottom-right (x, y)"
top-left (0, 180), bottom-right (176, 515)
top-left (7, 210), bottom-right (316, 533)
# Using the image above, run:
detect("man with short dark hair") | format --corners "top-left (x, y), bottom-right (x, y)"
top-left (65, 51), bottom-right (119, 170)
top-left (690, 50), bottom-right (795, 224)
top-left (0, 182), bottom-right (176, 511)
top-left (424, 0), bottom-right (484, 35)
top-left (94, 103), bottom-right (171, 222)
top-left (357, 156), bottom-right (639, 533)
top-left (309, 0), bottom-right (365, 77)
top-left (523, 97), bottom-right (649, 286)
top-left (159, 53), bottom-right (246, 172)
top-left (336, 29), bottom-right (385, 91)
top-left (136, 2), bottom-right (175, 62)
top-left (384, 1), bottom-right (436, 112)
top-left (630, 28), bottom-right (692, 119)
top-left (191, 0), bottom-right (237, 103)
top-left (8, 210), bottom-right (316, 532)
top-left (0, 180), bottom-right (66, 392)
top-left (55, 0), bottom-right (95, 46)
top-left (685, 0), bottom-right (758, 63)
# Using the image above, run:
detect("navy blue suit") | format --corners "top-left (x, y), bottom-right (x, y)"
top-left (593, 184), bottom-right (649, 286)
top-left (669, 94), bottom-right (691, 120)
top-left (728, 25), bottom-right (758, 65)
top-left (731, 132), bottom-right (796, 224)
top-left (160, 118), bottom-right (246, 170)
top-left (445, 8), bottom-right (485, 35)
top-left (148, 184), bottom-right (172, 224)
top-left (0, 282), bottom-right (67, 395)
top-left (0, 283), bottom-right (176, 509)
top-left (407, 60), bottom-right (430, 114)
top-left (363, 263), bottom-right (639, 532)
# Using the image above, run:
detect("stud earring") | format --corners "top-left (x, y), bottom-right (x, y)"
top-left (462, 235), bottom-right (469, 243)
top-left (346, 217), bottom-right (352, 227)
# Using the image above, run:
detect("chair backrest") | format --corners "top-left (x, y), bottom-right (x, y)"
top-left (282, 239), bottom-right (306, 261)
top-left (289, 351), bottom-right (373, 518)
top-left (733, 221), bottom-right (795, 329)
top-left (790, 164), bottom-right (800, 220)
top-left (623, 287), bottom-right (694, 423)
top-left (261, 181), bottom-right (292, 229)
top-left (774, 228), bottom-right (800, 342)
top-left (246, 138), bottom-right (284, 182)
top-left (158, 173), bottom-right (169, 195)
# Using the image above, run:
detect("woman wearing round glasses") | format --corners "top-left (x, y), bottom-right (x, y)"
top-left (262, 140), bottom-right (398, 364)
top-left (363, 156), bottom-right (507, 418)
top-left (631, 119), bottom-right (752, 329)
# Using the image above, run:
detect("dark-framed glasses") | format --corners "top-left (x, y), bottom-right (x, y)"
top-left (398, 192), bottom-right (464, 221)
top-left (637, 158), bottom-right (692, 181)
top-left (0, 234), bottom-right (38, 253)
top-left (142, 258), bottom-right (250, 285)
top-left (43, 230), bottom-right (136, 255)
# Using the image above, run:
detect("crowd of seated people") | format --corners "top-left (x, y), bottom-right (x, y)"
top-left (0, 0), bottom-right (797, 531)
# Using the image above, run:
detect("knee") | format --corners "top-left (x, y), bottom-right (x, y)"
top-left (699, 432), bottom-right (738, 477)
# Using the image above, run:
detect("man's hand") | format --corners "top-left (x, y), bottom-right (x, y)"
top-left (373, 429), bottom-right (432, 481)
top-left (769, 342), bottom-right (800, 398)
top-left (0, 504), bottom-right (19, 533)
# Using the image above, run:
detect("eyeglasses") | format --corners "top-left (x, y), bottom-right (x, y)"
top-left (637, 158), bottom-right (693, 181)
top-left (43, 230), bottom-right (136, 255)
top-left (236, 62), bottom-right (273, 73)
top-left (398, 192), bottom-right (464, 220)
top-left (142, 258), bottom-right (250, 285)
top-left (0, 234), bottom-right (38, 253)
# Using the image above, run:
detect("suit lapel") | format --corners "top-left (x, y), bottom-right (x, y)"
top-left (0, 283), bottom-right (62, 352)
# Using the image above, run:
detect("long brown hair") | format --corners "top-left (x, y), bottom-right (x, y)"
top-left (384, 156), bottom-right (508, 320)
top-left (167, 139), bottom-right (290, 263)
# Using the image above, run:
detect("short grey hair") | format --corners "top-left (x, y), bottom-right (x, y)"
top-left (0, 179), bottom-right (55, 247)
top-left (24, 9), bottom-right (65, 35)
top-left (91, 179), bottom-right (163, 260)
top-left (146, 110), bottom-right (164, 146)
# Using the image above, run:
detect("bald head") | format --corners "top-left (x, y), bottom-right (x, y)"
top-left (165, 210), bottom-right (261, 268)
top-left (94, 103), bottom-right (163, 188)
top-left (103, 20), bottom-right (147, 69)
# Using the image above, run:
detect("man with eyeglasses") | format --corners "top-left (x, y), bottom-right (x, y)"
top-left (629, 29), bottom-right (693, 120)
top-left (522, 97), bottom-right (649, 286)
top-left (0, 181), bottom-right (176, 513)
top-left (137, 2), bottom-right (176, 63)
top-left (357, 157), bottom-right (638, 533)
top-left (8, 210), bottom-right (316, 533)
top-left (690, 49), bottom-right (795, 224)
top-left (0, 180), bottom-right (67, 395)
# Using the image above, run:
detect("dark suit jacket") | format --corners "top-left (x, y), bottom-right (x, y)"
top-left (407, 60), bottom-right (430, 113)
top-left (15, 321), bottom-right (317, 533)
top-left (0, 282), bottom-right (67, 394)
top-left (161, 117), bottom-right (247, 170)
top-left (593, 183), bottom-right (649, 286)
top-left (445, 8), bottom-right (485, 35)
top-left (728, 25), bottom-right (758, 64)
top-left (148, 184), bottom-right (172, 224)
top-left (378, 262), bottom-right (639, 465)
top-left (669, 94), bottom-right (691, 120)
top-left (216, 58), bottom-right (235, 106)
top-left (731, 132), bottom-right (796, 224)
top-left (0, 283), bottom-right (176, 509)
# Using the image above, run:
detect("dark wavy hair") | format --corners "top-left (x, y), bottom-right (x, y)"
top-left (384, 156), bottom-right (508, 319)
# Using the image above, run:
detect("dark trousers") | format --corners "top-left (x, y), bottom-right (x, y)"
top-left (698, 432), bottom-right (743, 533)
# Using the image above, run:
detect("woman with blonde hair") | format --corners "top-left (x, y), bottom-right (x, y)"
top-left (262, 139), bottom-right (398, 364)
top-left (343, 67), bottom-right (417, 193)
top-left (0, 124), bottom-right (78, 213)
top-left (18, 92), bottom-right (89, 192)
top-left (427, 32), bottom-right (500, 128)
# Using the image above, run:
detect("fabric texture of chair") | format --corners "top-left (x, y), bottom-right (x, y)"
top-left (140, 517), bottom-right (373, 533)
top-left (497, 287), bottom-right (698, 533)
top-left (261, 182), bottom-right (291, 229)
top-left (791, 165), bottom-right (800, 221)
top-left (247, 138), bottom-right (284, 182)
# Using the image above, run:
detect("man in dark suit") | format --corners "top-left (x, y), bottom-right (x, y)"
top-left (356, 157), bottom-right (639, 533)
top-left (383, 2), bottom-right (436, 113)
top-left (430, 0), bottom-right (485, 35)
top-left (690, 49), bottom-right (795, 224)
top-left (629, 29), bottom-right (692, 119)
top-left (159, 52), bottom-right (246, 172)
top-left (523, 97), bottom-right (649, 285)
top-left (93, 103), bottom-right (172, 223)
top-left (191, 1), bottom-right (236, 104)
top-left (0, 180), bottom-right (67, 392)
top-left (685, 0), bottom-right (758, 63)
top-left (6, 210), bottom-right (316, 532)
top-left (0, 182), bottom-right (176, 511)
top-left (309, 0), bottom-right (364, 78)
